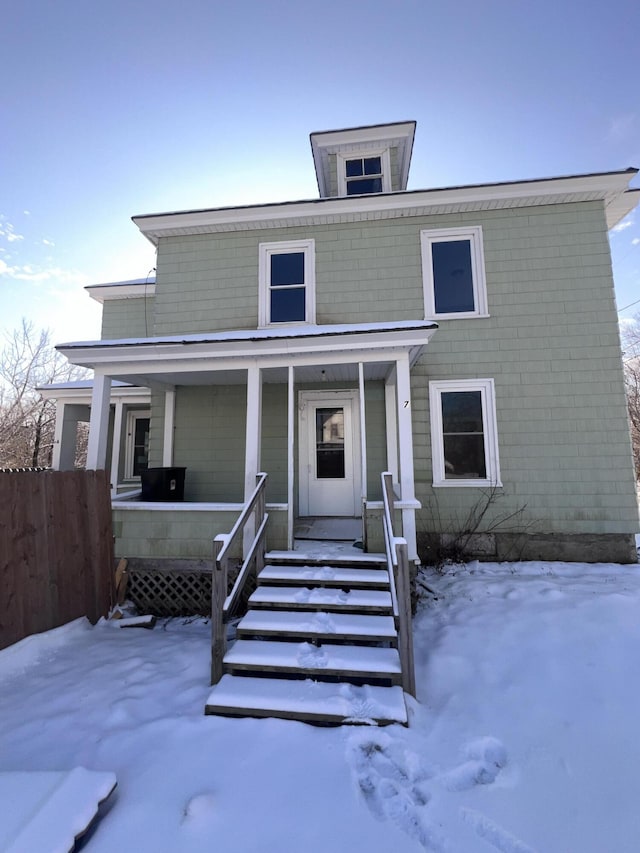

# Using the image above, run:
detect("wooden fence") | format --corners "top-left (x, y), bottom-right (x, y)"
top-left (0, 470), bottom-right (114, 651)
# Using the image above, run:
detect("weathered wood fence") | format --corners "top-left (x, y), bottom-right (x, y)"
top-left (0, 470), bottom-right (114, 651)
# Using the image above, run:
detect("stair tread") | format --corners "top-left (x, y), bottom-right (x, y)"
top-left (267, 550), bottom-right (386, 565)
top-left (259, 565), bottom-right (389, 586)
top-left (237, 609), bottom-right (397, 639)
top-left (224, 639), bottom-right (401, 675)
top-left (248, 586), bottom-right (392, 611)
top-left (205, 674), bottom-right (407, 724)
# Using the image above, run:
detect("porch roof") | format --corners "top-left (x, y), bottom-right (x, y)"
top-left (56, 320), bottom-right (438, 386)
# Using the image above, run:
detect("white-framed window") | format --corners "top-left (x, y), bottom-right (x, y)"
top-left (337, 149), bottom-right (391, 196)
top-left (258, 239), bottom-right (316, 326)
top-left (421, 226), bottom-right (488, 319)
top-left (124, 410), bottom-right (150, 479)
top-left (429, 379), bottom-right (501, 487)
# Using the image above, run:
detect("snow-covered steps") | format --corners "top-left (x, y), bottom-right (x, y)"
top-left (236, 609), bottom-right (397, 643)
top-left (223, 640), bottom-right (402, 682)
top-left (248, 585), bottom-right (393, 614)
top-left (206, 548), bottom-right (407, 725)
top-left (205, 675), bottom-right (407, 725)
top-left (258, 564), bottom-right (390, 589)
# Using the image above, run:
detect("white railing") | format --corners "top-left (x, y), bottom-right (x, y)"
top-left (381, 471), bottom-right (416, 697)
top-left (210, 473), bottom-right (269, 684)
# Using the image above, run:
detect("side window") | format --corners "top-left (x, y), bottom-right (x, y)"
top-left (259, 239), bottom-right (315, 326)
top-left (421, 226), bottom-right (488, 319)
top-left (337, 150), bottom-right (391, 196)
top-left (429, 379), bottom-right (501, 487)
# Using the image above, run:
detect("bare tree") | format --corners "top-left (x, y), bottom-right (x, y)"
top-left (0, 320), bottom-right (88, 468)
top-left (622, 317), bottom-right (640, 480)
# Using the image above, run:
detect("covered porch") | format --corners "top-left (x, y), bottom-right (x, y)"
top-left (57, 321), bottom-right (437, 561)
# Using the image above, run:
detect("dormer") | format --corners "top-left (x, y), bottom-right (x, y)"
top-left (310, 121), bottom-right (416, 199)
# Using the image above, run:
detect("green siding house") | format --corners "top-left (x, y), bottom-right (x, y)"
top-left (47, 121), bottom-right (640, 563)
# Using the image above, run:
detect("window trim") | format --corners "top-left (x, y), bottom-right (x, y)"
top-left (336, 149), bottom-right (392, 196)
top-left (124, 410), bottom-right (151, 480)
top-left (429, 378), bottom-right (501, 487)
top-left (258, 239), bottom-right (316, 327)
top-left (421, 225), bottom-right (488, 319)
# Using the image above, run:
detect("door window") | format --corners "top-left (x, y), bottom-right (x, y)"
top-left (315, 407), bottom-right (345, 478)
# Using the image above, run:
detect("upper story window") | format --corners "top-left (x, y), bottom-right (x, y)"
top-left (337, 149), bottom-right (391, 196)
top-left (421, 226), bottom-right (488, 319)
top-left (258, 239), bottom-right (316, 326)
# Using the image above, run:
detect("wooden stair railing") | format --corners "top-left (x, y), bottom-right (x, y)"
top-left (210, 472), bottom-right (269, 684)
top-left (381, 471), bottom-right (416, 697)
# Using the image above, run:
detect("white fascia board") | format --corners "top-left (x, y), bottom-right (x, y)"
top-left (39, 384), bottom-right (150, 404)
top-left (56, 324), bottom-right (438, 373)
top-left (86, 282), bottom-right (156, 303)
top-left (132, 170), bottom-right (637, 244)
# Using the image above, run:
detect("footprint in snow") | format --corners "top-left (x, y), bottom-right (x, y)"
top-left (440, 736), bottom-right (507, 792)
top-left (297, 642), bottom-right (328, 668)
top-left (347, 730), bottom-right (443, 851)
top-left (182, 792), bottom-right (216, 825)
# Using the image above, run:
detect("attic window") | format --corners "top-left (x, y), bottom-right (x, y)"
top-left (337, 150), bottom-right (391, 196)
top-left (345, 157), bottom-right (383, 195)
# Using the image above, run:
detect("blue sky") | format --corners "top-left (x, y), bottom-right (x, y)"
top-left (1, 0), bottom-right (639, 344)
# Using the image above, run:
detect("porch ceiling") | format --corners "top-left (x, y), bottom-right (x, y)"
top-left (103, 361), bottom-right (395, 387)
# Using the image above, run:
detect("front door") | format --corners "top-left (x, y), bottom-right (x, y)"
top-left (298, 390), bottom-right (361, 517)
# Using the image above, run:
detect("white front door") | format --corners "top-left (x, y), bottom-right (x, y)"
top-left (298, 390), bottom-right (361, 517)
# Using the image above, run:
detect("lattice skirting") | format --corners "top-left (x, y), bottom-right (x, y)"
top-left (128, 567), bottom-right (213, 617)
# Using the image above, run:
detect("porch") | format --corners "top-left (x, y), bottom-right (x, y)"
top-left (57, 321), bottom-right (438, 563)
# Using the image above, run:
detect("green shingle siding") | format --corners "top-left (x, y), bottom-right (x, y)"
top-left (101, 297), bottom-right (154, 340)
top-left (144, 198), bottom-right (637, 540)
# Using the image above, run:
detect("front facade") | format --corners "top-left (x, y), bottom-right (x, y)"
top-left (50, 121), bottom-right (640, 563)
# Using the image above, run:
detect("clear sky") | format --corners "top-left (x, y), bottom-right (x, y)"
top-left (1, 0), bottom-right (639, 345)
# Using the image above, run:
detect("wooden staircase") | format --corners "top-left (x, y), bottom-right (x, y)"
top-left (204, 550), bottom-right (408, 725)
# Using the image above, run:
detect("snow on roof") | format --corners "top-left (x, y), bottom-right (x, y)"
top-left (57, 320), bottom-right (438, 351)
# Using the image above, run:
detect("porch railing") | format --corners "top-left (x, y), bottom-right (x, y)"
top-left (381, 471), bottom-right (416, 697)
top-left (210, 472), bottom-right (269, 684)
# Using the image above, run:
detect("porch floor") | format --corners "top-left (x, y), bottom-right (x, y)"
top-left (293, 517), bottom-right (362, 541)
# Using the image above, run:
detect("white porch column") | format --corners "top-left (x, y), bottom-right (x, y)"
top-left (52, 403), bottom-right (90, 471)
top-left (358, 362), bottom-right (367, 502)
top-left (86, 373), bottom-right (112, 471)
top-left (243, 366), bottom-right (262, 556)
top-left (109, 400), bottom-right (125, 495)
top-left (395, 353), bottom-right (418, 562)
top-left (162, 388), bottom-right (176, 466)
top-left (287, 365), bottom-right (295, 551)
top-left (384, 367), bottom-right (399, 487)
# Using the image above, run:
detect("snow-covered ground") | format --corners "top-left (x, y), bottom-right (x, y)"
top-left (1, 559), bottom-right (640, 852)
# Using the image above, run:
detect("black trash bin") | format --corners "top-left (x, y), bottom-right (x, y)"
top-left (141, 467), bottom-right (186, 501)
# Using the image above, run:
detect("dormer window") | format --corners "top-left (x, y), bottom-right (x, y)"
top-left (336, 149), bottom-right (391, 197)
top-left (345, 156), bottom-right (383, 194)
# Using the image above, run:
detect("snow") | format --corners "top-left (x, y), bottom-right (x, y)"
top-left (57, 318), bottom-right (437, 349)
top-left (0, 769), bottom-right (116, 853)
top-left (1, 559), bottom-right (640, 852)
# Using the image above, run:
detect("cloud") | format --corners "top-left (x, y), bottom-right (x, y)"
top-left (607, 113), bottom-right (637, 141)
top-left (612, 217), bottom-right (634, 233)
top-left (43, 238), bottom-right (55, 247)
top-left (632, 238), bottom-right (640, 246)
top-left (0, 258), bottom-right (88, 285)
top-left (0, 220), bottom-right (24, 243)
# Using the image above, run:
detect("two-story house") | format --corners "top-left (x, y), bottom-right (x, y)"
top-left (46, 121), bottom-right (640, 565)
